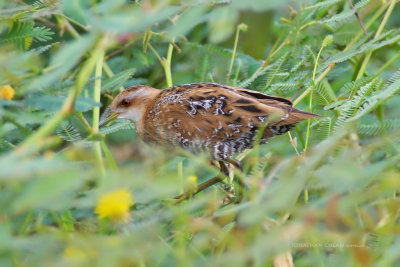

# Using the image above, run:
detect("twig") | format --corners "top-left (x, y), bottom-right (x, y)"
top-left (173, 161), bottom-right (228, 203)
top-left (290, 86), bottom-right (304, 102)
top-left (74, 111), bottom-right (93, 133)
top-left (58, 13), bottom-right (89, 31)
top-left (346, 0), bottom-right (367, 35)
top-left (105, 41), bottom-right (136, 59)
top-left (288, 132), bottom-right (300, 155)
top-left (344, 2), bottom-right (389, 51)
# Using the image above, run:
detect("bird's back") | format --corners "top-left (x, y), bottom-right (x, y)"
top-left (141, 83), bottom-right (318, 160)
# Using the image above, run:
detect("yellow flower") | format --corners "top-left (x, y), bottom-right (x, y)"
top-left (0, 85), bottom-right (15, 100)
top-left (63, 246), bottom-right (86, 260)
top-left (94, 189), bottom-right (134, 222)
top-left (63, 245), bottom-right (98, 260)
top-left (186, 175), bottom-right (198, 193)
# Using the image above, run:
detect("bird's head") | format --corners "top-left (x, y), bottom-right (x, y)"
top-left (100, 85), bottom-right (160, 126)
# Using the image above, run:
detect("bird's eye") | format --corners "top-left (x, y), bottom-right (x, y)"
top-left (121, 99), bottom-right (130, 107)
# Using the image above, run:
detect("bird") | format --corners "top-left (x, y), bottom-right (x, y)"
top-left (101, 83), bottom-right (319, 201)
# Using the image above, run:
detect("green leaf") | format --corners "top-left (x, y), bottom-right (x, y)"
top-left (358, 119), bottom-right (400, 136)
top-left (25, 95), bottom-right (101, 112)
top-left (101, 68), bottom-right (135, 92)
top-left (349, 78), bottom-right (400, 121)
top-left (56, 122), bottom-right (82, 142)
top-left (0, 21), bottom-right (53, 51)
top-left (100, 120), bottom-right (134, 135)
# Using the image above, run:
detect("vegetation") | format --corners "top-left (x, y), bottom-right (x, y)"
top-left (1, 0), bottom-right (400, 265)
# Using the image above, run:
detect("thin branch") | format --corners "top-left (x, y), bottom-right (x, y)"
top-left (347, 0), bottom-right (367, 35)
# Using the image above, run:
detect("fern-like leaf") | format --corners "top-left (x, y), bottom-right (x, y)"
top-left (101, 68), bottom-right (135, 92)
top-left (349, 77), bottom-right (400, 121)
top-left (100, 120), bottom-right (134, 135)
top-left (358, 119), bottom-right (400, 136)
top-left (56, 123), bottom-right (82, 142)
top-left (314, 82), bottom-right (335, 105)
top-left (322, 0), bottom-right (371, 29)
top-left (334, 79), bottom-right (379, 128)
top-left (305, 0), bottom-right (342, 10)
top-left (0, 21), bottom-right (53, 51)
top-left (313, 117), bottom-right (333, 143)
top-left (360, 29), bottom-right (400, 53)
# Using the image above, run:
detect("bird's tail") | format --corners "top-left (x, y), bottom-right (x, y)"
top-left (281, 108), bottom-right (320, 125)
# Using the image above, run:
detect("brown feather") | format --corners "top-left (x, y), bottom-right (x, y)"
top-left (108, 83), bottom-right (319, 160)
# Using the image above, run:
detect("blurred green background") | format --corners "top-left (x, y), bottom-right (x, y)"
top-left (1, 0), bottom-right (400, 266)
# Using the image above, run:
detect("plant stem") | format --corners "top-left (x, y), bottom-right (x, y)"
top-left (74, 111), bottom-right (93, 133)
top-left (148, 42), bottom-right (174, 87)
top-left (356, 0), bottom-right (397, 80)
top-left (312, 40), bottom-right (327, 82)
top-left (375, 0), bottom-right (396, 39)
top-left (227, 25), bottom-right (241, 82)
top-left (375, 51), bottom-right (400, 77)
top-left (92, 53), bottom-right (104, 132)
top-left (58, 14), bottom-right (89, 31)
top-left (148, 43), bottom-right (164, 64)
top-left (59, 16), bottom-right (118, 168)
top-left (101, 141), bottom-right (118, 170)
top-left (305, 37), bottom-right (330, 151)
top-left (304, 94), bottom-right (313, 152)
top-left (93, 49), bottom-right (106, 177)
top-left (304, 189), bottom-right (309, 204)
top-left (165, 42), bottom-right (174, 87)
top-left (302, 36), bottom-right (330, 198)
top-left (57, 16), bottom-right (80, 39)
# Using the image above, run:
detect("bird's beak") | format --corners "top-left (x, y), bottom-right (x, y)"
top-left (99, 107), bottom-right (118, 127)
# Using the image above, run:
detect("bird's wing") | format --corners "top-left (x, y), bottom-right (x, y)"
top-left (147, 83), bottom-right (317, 143)
top-left (225, 84), bottom-right (318, 125)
